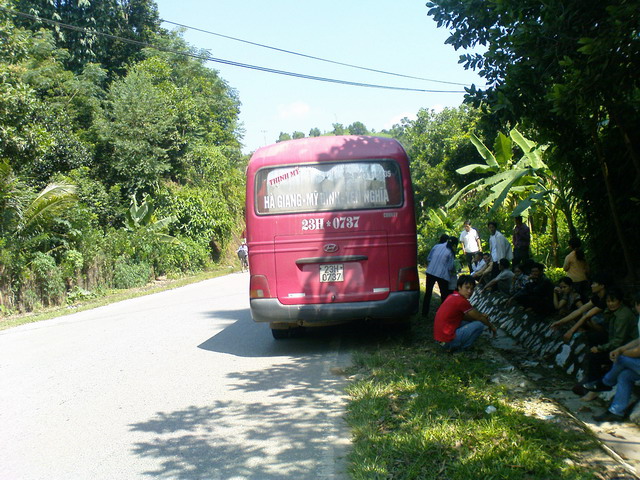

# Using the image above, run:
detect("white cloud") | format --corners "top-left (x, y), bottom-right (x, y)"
top-left (277, 101), bottom-right (311, 119)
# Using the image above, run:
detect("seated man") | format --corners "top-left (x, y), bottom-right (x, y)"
top-left (573, 287), bottom-right (638, 397)
top-left (583, 292), bottom-right (640, 422)
top-left (507, 262), bottom-right (554, 315)
top-left (482, 258), bottom-right (514, 295)
top-left (550, 273), bottom-right (610, 342)
top-left (434, 275), bottom-right (497, 352)
top-left (472, 252), bottom-right (493, 286)
top-left (470, 251), bottom-right (485, 275)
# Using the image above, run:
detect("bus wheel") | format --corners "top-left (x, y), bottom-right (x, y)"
top-left (271, 328), bottom-right (290, 340)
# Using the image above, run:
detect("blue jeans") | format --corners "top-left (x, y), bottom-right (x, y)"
top-left (443, 321), bottom-right (486, 352)
top-left (602, 355), bottom-right (640, 416)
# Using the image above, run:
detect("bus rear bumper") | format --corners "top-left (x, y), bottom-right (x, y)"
top-left (250, 291), bottom-right (419, 325)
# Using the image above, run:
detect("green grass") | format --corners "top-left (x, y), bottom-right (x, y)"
top-left (0, 266), bottom-right (236, 331)
top-left (344, 318), bottom-right (599, 479)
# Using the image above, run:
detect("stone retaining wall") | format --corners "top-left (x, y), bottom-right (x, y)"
top-left (472, 290), bottom-right (640, 424)
top-left (472, 290), bottom-right (591, 381)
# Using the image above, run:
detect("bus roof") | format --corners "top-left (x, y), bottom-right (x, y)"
top-left (249, 135), bottom-right (407, 166)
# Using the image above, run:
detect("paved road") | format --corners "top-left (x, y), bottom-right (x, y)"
top-left (0, 273), bottom-right (352, 479)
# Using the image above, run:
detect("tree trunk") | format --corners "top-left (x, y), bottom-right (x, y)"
top-left (550, 209), bottom-right (559, 267)
top-left (591, 129), bottom-right (637, 281)
top-left (609, 108), bottom-right (640, 188)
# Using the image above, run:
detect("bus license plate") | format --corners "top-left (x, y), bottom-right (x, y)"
top-left (320, 264), bottom-right (344, 282)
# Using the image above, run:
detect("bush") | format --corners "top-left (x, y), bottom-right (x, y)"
top-left (152, 236), bottom-right (211, 275)
top-left (66, 286), bottom-right (97, 304)
top-left (30, 252), bottom-right (65, 306)
top-left (112, 258), bottom-right (151, 289)
top-left (61, 249), bottom-right (84, 287)
top-left (156, 185), bottom-right (236, 253)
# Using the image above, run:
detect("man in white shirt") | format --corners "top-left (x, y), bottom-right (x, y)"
top-left (487, 221), bottom-right (513, 279)
top-left (459, 220), bottom-right (482, 273)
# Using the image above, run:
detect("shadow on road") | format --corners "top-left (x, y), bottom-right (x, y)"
top-left (129, 346), bottom-right (352, 478)
top-left (198, 306), bottom-right (411, 358)
top-left (130, 307), bottom-right (414, 478)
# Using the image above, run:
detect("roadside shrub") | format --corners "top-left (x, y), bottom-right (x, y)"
top-left (156, 185), bottom-right (236, 253)
top-left (66, 286), bottom-right (97, 304)
top-left (112, 258), bottom-right (151, 289)
top-left (30, 252), bottom-right (65, 306)
top-left (60, 249), bottom-right (84, 288)
top-left (20, 286), bottom-right (42, 312)
top-left (152, 236), bottom-right (211, 275)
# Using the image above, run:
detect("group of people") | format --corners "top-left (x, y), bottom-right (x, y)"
top-left (423, 218), bottom-right (527, 318)
top-left (427, 218), bottom-right (640, 423)
top-left (427, 218), bottom-right (527, 356)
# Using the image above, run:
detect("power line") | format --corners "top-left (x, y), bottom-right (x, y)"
top-left (161, 18), bottom-right (470, 87)
top-left (0, 6), bottom-right (467, 94)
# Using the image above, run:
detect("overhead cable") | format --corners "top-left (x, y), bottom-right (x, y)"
top-left (161, 18), bottom-right (470, 87)
top-left (0, 6), bottom-right (466, 94)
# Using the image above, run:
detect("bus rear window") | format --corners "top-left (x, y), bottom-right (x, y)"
top-left (255, 160), bottom-right (403, 214)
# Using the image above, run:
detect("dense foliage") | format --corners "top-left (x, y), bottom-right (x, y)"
top-left (426, 0), bottom-right (640, 280)
top-left (0, 0), bottom-right (246, 313)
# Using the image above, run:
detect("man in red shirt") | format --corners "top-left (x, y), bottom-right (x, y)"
top-left (434, 275), bottom-right (497, 352)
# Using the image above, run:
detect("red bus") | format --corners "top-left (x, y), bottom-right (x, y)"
top-left (245, 135), bottom-right (419, 338)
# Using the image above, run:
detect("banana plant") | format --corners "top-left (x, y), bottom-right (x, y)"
top-left (125, 193), bottom-right (180, 244)
top-left (446, 127), bottom-right (577, 245)
top-left (445, 127), bottom-right (547, 214)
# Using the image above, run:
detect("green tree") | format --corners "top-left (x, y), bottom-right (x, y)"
top-left (13, 0), bottom-right (161, 76)
top-left (404, 106), bottom-right (483, 223)
top-left (331, 123), bottom-right (346, 135)
top-left (277, 132), bottom-right (292, 143)
top-left (95, 65), bottom-right (176, 194)
top-left (0, 18), bottom-right (94, 185)
top-left (292, 131), bottom-right (305, 139)
top-left (309, 127), bottom-right (321, 137)
top-left (347, 121), bottom-right (369, 135)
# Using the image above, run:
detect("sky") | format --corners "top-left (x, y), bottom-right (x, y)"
top-left (153, 1), bottom-right (487, 154)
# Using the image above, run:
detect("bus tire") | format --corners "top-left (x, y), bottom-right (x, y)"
top-left (271, 328), bottom-right (290, 340)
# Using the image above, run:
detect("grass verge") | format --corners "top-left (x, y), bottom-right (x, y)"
top-left (0, 266), bottom-right (236, 331)
top-left (344, 316), bottom-right (600, 480)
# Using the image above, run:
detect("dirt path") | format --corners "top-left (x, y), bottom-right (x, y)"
top-left (486, 331), bottom-right (639, 480)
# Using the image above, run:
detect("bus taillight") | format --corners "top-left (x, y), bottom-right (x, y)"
top-left (250, 275), bottom-right (271, 298)
top-left (398, 267), bottom-right (419, 291)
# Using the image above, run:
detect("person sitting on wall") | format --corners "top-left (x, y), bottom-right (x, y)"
top-left (582, 292), bottom-right (640, 422)
top-left (506, 262), bottom-right (555, 315)
top-left (470, 251), bottom-right (485, 275)
top-left (472, 252), bottom-right (493, 286)
top-left (481, 259), bottom-right (514, 295)
top-left (573, 288), bottom-right (639, 400)
top-left (549, 273), bottom-right (610, 342)
top-left (434, 275), bottom-right (497, 352)
top-left (553, 276), bottom-right (583, 317)
top-left (510, 263), bottom-right (529, 296)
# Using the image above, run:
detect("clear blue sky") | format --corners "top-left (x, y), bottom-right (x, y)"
top-left (153, 0), bottom-right (486, 154)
